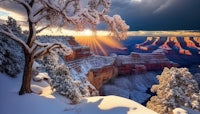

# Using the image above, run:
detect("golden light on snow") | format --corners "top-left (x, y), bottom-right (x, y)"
top-left (85, 96), bottom-right (157, 114)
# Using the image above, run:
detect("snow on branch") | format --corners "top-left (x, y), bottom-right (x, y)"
top-left (0, 26), bottom-right (31, 53)
top-left (102, 15), bottom-right (129, 40)
top-left (33, 41), bottom-right (72, 59)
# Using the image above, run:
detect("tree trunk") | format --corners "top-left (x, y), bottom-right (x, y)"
top-left (19, 51), bottom-right (34, 95)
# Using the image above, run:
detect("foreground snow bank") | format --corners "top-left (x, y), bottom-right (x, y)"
top-left (0, 73), bottom-right (158, 114)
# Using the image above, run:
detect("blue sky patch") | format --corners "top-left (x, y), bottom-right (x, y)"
top-left (0, 11), bottom-right (9, 16)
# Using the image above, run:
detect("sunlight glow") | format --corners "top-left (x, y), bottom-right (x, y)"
top-left (83, 29), bottom-right (93, 36)
top-left (75, 36), bottom-right (126, 56)
top-left (131, 0), bottom-right (142, 2)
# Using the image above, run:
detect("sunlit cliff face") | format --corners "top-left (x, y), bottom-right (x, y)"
top-left (136, 36), bottom-right (200, 55)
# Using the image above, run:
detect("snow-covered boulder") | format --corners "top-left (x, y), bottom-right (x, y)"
top-left (33, 73), bottom-right (51, 83)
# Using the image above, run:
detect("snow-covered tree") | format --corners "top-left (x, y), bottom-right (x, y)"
top-left (147, 67), bottom-right (200, 114)
top-left (0, 0), bottom-right (129, 95)
top-left (0, 17), bottom-right (24, 76)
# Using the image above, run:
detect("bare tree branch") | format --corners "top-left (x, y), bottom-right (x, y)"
top-left (33, 12), bottom-right (49, 23)
top-left (61, 0), bottom-right (73, 11)
top-left (33, 6), bottom-right (46, 17)
top-left (29, 0), bottom-right (34, 6)
top-left (30, 43), bottom-right (38, 54)
top-left (36, 24), bottom-right (51, 33)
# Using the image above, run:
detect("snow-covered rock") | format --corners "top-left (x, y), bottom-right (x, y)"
top-left (31, 84), bottom-right (43, 95)
top-left (173, 108), bottom-right (188, 114)
top-left (33, 72), bottom-right (51, 83)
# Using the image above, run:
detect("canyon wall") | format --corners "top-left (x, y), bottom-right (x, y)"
top-left (117, 52), bottom-right (178, 75)
top-left (136, 36), bottom-right (200, 55)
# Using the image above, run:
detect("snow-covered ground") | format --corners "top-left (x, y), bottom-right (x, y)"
top-left (0, 73), bottom-right (158, 114)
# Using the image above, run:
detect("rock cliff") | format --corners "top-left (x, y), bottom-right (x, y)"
top-left (135, 36), bottom-right (200, 66)
top-left (136, 36), bottom-right (200, 55)
top-left (117, 52), bottom-right (178, 75)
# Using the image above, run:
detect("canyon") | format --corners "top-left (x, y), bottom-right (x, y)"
top-left (62, 37), bottom-right (179, 93)
top-left (39, 36), bottom-right (199, 93)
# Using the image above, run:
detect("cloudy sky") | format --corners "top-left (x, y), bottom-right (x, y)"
top-left (110, 0), bottom-right (200, 30)
top-left (0, 0), bottom-right (200, 31)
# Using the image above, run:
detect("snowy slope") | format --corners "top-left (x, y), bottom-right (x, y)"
top-left (0, 73), bottom-right (158, 114)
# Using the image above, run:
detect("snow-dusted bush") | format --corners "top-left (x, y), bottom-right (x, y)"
top-left (147, 67), bottom-right (200, 114)
top-left (37, 51), bottom-right (98, 103)
top-left (53, 64), bottom-right (83, 104)
top-left (37, 53), bottom-right (82, 104)
top-left (0, 17), bottom-right (25, 76)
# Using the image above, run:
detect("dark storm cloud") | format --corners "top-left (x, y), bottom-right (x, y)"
top-left (0, 1), bottom-right (26, 16)
top-left (0, 0), bottom-right (200, 31)
top-left (110, 0), bottom-right (200, 30)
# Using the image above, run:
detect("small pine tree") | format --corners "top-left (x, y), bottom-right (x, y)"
top-left (37, 52), bottom-right (83, 104)
top-left (0, 17), bottom-right (24, 76)
top-left (147, 67), bottom-right (200, 114)
top-left (6, 16), bottom-right (22, 35)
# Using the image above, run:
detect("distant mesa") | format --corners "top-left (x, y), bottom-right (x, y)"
top-left (136, 36), bottom-right (200, 55)
top-left (135, 36), bottom-right (200, 66)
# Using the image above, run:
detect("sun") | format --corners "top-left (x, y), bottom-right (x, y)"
top-left (83, 29), bottom-right (93, 36)
top-left (131, 0), bottom-right (142, 2)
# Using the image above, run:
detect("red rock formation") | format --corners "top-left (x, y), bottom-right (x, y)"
top-left (65, 38), bottom-right (92, 61)
top-left (184, 37), bottom-right (195, 47)
top-left (68, 37), bottom-right (80, 46)
top-left (136, 36), bottom-right (156, 50)
top-left (194, 37), bottom-right (200, 45)
top-left (152, 37), bottom-right (160, 46)
top-left (117, 52), bottom-right (179, 75)
top-left (136, 36), bottom-right (198, 55)
top-left (87, 64), bottom-right (118, 94)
